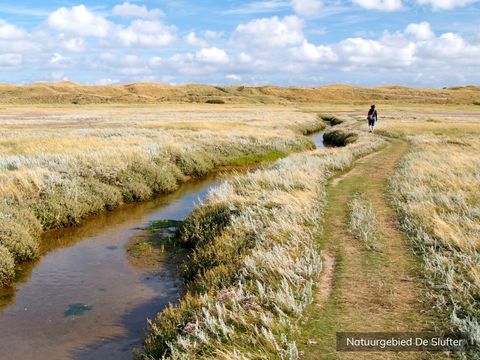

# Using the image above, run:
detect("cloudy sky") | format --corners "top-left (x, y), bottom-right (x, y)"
top-left (1, 0), bottom-right (479, 86)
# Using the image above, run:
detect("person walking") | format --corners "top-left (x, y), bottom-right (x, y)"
top-left (367, 105), bottom-right (377, 133)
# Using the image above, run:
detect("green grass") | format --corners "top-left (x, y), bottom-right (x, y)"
top-left (146, 220), bottom-right (183, 232)
top-left (226, 151), bottom-right (286, 166)
top-left (128, 219), bottom-right (185, 263)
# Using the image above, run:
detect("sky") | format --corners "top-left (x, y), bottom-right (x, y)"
top-left (0, 0), bottom-right (479, 87)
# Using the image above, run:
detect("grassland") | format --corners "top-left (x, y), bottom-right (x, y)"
top-left (1, 83), bottom-right (479, 358)
top-left (384, 118), bottom-right (480, 352)
top-left (144, 107), bottom-right (480, 358)
top-left (292, 109), bottom-right (480, 358)
top-left (141, 117), bottom-right (385, 359)
top-left (0, 105), bottom-right (326, 286)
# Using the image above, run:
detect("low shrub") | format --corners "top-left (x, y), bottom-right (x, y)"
top-left (319, 114), bottom-right (344, 126)
top-left (0, 219), bottom-right (39, 261)
top-left (170, 150), bottom-right (214, 178)
top-left (0, 245), bottom-right (15, 287)
top-left (299, 118), bottom-right (327, 135)
top-left (179, 203), bottom-right (240, 249)
top-left (205, 99), bottom-right (225, 104)
top-left (323, 129), bottom-right (358, 146)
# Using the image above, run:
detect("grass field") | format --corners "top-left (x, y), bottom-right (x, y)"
top-left (0, 84), bottom-right (479, 358)
top-left (299, 109), bottom-right (480, 358)
top-left (385, 117), bottom-right (480, 352)
top-left (141, 117), bottom-right (385, 359)
top-left (0, 105), bottom-right (326, 286)
top-left (142, 106), bottom-right (479, 358)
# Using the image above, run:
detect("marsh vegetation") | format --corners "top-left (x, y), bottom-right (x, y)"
top-left (141, 119), bottom-right (384, 358)
top-left (389, 133), bottom-right (480, 350)
top-left (0, 106), bottom-right (324, 286)
top-left (0, 96), bottom-right (479, 359)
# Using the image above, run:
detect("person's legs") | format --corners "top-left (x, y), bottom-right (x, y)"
top-left (368, 119), bottom-right (374, 132)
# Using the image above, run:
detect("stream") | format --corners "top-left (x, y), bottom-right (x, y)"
top-left (0, 132), bottom-right (325, 360)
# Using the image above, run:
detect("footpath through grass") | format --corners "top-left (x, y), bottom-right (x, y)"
top-left (298, 139), bottom-right (442, 360)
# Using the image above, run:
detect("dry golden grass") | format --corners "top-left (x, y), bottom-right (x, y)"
top-left (1, 82), bottom-right (480, 105)
top-left (387, 114), bottom-right (480, 352)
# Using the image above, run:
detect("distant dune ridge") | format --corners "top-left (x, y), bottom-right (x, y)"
top-left (0, 81), bottom-right (479, 105)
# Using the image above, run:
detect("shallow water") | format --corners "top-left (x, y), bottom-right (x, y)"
top-left (0, 132), bottom-right (325, 360)
top-left (0, 174), bottom-right (228, 360)
top-left (311, 131), bottom-right (327, 150)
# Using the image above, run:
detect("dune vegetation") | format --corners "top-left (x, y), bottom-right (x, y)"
top-left (0, 106), bottom-right (327, 286)
top-left (389, 133), bottom-right (480, 350)
top-left (140, 118), bottom-right (385, 358)
top-left (1, 82), bottom-right (480, 105)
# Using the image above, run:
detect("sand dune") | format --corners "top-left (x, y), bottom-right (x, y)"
top-left (0, 82), bottom-right (479, 105)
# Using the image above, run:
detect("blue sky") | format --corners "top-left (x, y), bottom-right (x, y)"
top-left (1, 0), bottom-right (479, 86)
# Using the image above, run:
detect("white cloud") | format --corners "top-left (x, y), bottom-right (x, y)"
top-left (352, 0), bottom-right (403, 11)
top-left (238, 52), bottom-right (253, 63)
top-left (226, 74), bottom-right (242, 81)
top-left (416, 0), bottom-right (479, 10)
top-left (204, 30), bottom-right (223, 39)
top-left (291, 0), bottom-right (323, 17)
top-left (149, 56), bottom-right (163, 68)
top-left (60, 37), bottom-right (85, 52)
top-left (415, 32), bottom-right (480, 62)
top-left (223, 1), bottom-right (289, 15)
top-left (185, 32), bottom-right (208, 48)
top-left (195, 47), bottom-right (229, 64)
top-left (49, 53), bottom-right (70, 66)
top-left (98, 53), bottom-right (152, 76)
top-left (112, 2), bottom-right (164, 19)
top-left (235, 16), bottom-right (304, 48)
top-left (338, 35), bottom-right (415, 67)
top-left (95, 78), bottom-right (120, 85)
top-left (1, 3), bottom-right (480, 86)
top-left (0, 20), bottom-right (28, 40)
top-left (292, 40), bottom-right (338, 62)
top-left (47, 5), bottom-right (111, 37)
top-left (0, 53), bottom-right (23, 68)
top-left (405, 22), bottom-right (435, 41)
top-left (114, 20), bottom-right (176, 47)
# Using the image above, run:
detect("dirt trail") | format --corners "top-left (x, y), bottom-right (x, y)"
top-left (298, 139), bottom-right (441, 359)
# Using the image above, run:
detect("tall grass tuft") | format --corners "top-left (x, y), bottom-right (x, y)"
top-left (348, 195), bottom-right (382, 251)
